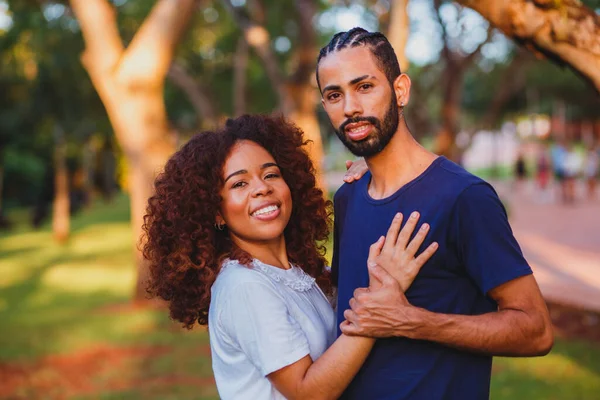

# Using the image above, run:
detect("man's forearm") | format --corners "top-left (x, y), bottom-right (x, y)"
top-left (401, 306), bottom-right (553, 357)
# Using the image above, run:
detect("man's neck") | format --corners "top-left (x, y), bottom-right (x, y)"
top-left (365, 123), bottom-right (438, 200)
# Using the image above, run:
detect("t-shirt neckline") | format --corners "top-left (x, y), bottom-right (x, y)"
top-left (361, 156), bottom-right (445, 205)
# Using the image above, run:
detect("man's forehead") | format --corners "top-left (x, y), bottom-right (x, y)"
top-left (319, 46), bottom-right (382, 83)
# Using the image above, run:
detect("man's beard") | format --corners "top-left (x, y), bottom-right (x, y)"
top-left (334, 94), bottom-right (400, 158)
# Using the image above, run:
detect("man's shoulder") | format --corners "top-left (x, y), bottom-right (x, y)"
top-left (436, 157), bottom-right (485, 184)
top-left (430, 158), bottom-right (490, 197)
top-left (333, 172), bottom-right (369, 205)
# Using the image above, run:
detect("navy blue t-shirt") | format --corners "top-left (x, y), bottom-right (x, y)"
top-left (332, 157), bottom-right (532, 400)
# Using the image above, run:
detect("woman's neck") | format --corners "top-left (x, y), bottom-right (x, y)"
top-left (231, 235), bottom-right (290, 270)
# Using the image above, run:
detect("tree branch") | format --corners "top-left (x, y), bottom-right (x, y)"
top-left (481, 50), bottom-right (532, 129)
top-left (461, 25), bottom-right (494, 68)
top-left (68, 0), bottom-right (124, 75)
top-left (458, 0), bottom-right (600, 92)
top-left (167, 62), bottom-right (218, 128)
top-left (289, 0), bottom-right (318, 84)
top-left (433, 0), bottom-right (451, 63)
top-left (221, 0), bottom-right (290, 110)
top-left (117, 0), bottom-right (199, 86)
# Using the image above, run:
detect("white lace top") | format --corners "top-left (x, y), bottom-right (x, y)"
top-left (208, 258), bottom-right (336, 400)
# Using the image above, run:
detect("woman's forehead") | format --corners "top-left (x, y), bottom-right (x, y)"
top-left (223, 141), bottom-right (275, 172)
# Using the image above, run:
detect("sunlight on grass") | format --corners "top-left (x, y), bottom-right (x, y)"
top-left (492, 342), bottom-right (600, 400)
top-left (502, 352), bottom-right (599, 382)
top-left (40, 264), bottom-right (135, 295)
top-left (2, 193), bottom-right (600, 399)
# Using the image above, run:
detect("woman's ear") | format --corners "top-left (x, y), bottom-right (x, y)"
top-left (215, 213), bottom-right (226, 231)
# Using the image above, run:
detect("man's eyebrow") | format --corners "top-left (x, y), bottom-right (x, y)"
top-left (322, 75), bottom-right (377, 93)
top-left (224, 163), bottom-right (280, 183)
top-left (349, 75), bottom-right (372, 85)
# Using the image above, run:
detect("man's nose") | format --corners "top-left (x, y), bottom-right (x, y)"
top-left (343, 94), bottom-right (363, 118)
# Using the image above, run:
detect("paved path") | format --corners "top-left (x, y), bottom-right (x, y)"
top-left (327, 173), bottom-right (600, 312)
top-left (492, 180), bottom-right (600, 312)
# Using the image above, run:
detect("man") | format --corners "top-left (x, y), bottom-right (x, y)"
top-left (317, 28), bottom-right (553, 399)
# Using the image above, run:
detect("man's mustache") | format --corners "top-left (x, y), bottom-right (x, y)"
top-left (339, 116), bottom-right (381, 134)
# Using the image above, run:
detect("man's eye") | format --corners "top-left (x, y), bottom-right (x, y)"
top-left (327, 93), bottom-right (340, 101)
top-left (359, 83), bottom-right (372, 90)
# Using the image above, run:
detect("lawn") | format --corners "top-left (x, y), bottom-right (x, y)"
top-left (1, 194), bottom-right (599, 399)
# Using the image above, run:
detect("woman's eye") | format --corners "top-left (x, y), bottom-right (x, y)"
top-left (265, 173), bottom-right (280, 179)
top-left (232, 181), bottom-right (247, 189)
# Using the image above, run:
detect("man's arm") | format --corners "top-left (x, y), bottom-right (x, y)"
top-left (341, 267), bottom-right (553, 357)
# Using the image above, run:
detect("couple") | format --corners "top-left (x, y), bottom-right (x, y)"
top-left (142, 28), bottom-right (553, 400)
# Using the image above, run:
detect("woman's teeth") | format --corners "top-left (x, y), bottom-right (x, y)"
top-left (252, 205), bottom-right (279, 216)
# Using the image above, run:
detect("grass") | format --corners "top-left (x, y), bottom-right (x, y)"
top-left (1, 193), bottom-right (600, 399)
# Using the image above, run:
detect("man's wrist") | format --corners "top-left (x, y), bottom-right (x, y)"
top-left (394, 305), bottom-right (429, 340)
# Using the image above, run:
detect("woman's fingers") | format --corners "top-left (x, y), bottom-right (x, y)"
top-left (344, 159), bottom-right (369, 182)
top-left (404, 222), bottom-right (430, 258)
top-left (413, 242), bottom-right (439, 268)
top-left (368, 235), bottom-right (385, 264)
top-left (396, 211), bottom-right (420, 249)
top-left (382, 213), bottom-right (403, 252)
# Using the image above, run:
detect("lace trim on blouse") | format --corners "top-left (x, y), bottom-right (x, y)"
top-left (221, 258), bottom-right (316, 292)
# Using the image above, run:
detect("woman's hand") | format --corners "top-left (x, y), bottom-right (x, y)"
top-left (343, 159), bottom-right (368, 183)
top-left (367, 212), bottom-right (438, 292)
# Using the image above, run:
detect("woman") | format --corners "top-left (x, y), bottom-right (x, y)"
top-left (142, 114), bottom-right (437, 399)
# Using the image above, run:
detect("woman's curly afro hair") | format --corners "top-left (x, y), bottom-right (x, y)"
top-left (142, 114), bottom-right (333, 329)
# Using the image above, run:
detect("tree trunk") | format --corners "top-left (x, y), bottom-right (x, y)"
top-left (223, 0), bottom-right (326, 189)
top-left (287, 83), bottom-right (325, 190)
top-left (435, 62), bottom-right (464, 159)
top-left (104, 91), bottom-right (176, 299)
top-left (234, 36), bottom-right (248, 117)
top-left (387, 0), bottom-right (410, 72)
top-left (70, 0), bottom-right (197, 300)
top-left (458, 0), bottom-right (600, 92)
top-left (481, 51), bottom-right (531, 130)
top-left (52, 125), bottom-right (70, 244)
top-left (81, 138), bottom-right (96, 206)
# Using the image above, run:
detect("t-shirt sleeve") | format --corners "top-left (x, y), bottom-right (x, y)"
top-left (220, 280), bottom-right (310, 376)
top-left (453, 183), bottom-right (532, 294)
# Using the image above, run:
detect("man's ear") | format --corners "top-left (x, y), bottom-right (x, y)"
top-left (393, 73), bottom-right (411, 107)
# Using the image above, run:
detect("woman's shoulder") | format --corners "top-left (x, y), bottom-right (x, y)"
top-left (212, 259), bottom-right (275, 296)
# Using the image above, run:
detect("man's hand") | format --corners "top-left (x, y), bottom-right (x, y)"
top-left (343, 159), bottom-right (368, 183)
top-left (340, 265), bottom-right (417, 338)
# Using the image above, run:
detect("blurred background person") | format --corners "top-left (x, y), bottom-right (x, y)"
top-left (513, 150), bottom-right (527, 191)
top-left (535, 144), bottom-right (552, 202)
top-left (584, 144), bottom-right (599, 200)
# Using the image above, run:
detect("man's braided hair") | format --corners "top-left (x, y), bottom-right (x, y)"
top-left (316, 27), bottom-right (401, 91)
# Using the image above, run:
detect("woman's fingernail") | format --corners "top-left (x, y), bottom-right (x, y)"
top-left (411, 211), bottom-right (419, 219)
top-left (395, 213), bottom-right (402, 219)
top-left (421, 223), bottom-right (429, 231)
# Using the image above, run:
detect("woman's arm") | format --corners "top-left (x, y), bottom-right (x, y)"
top-left (267, 213), bottom-right (437, 400)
